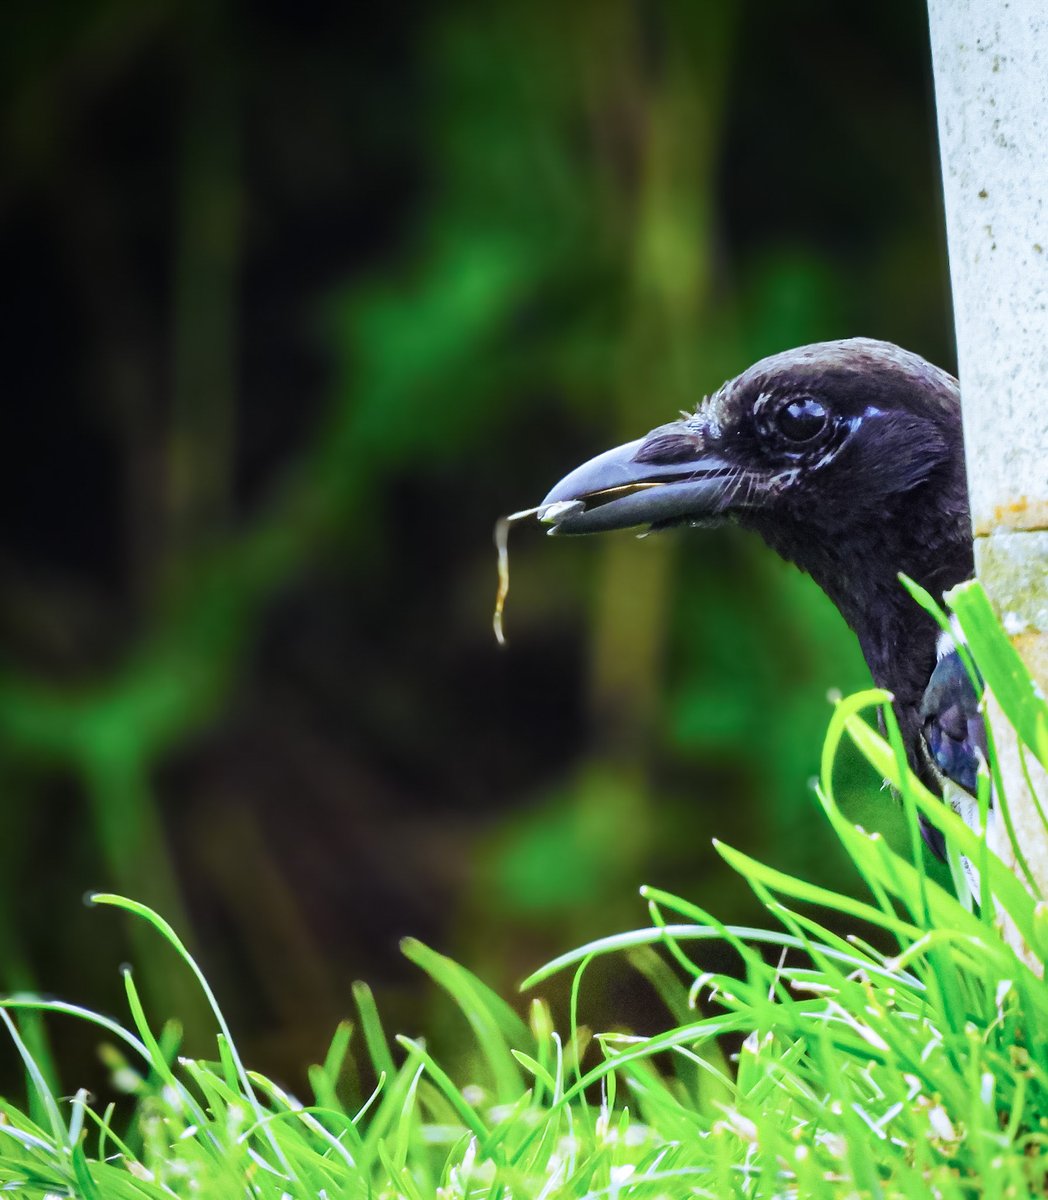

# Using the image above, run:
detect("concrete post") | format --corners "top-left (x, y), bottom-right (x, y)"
top-left (927, 1), bottom-right (1048, 909)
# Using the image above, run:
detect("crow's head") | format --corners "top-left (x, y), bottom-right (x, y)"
top-left (541, 338), bottom-right (973, 694)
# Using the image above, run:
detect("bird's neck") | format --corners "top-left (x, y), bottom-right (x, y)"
top-left (846, 572), bottom-right (947, 703)
top-left (752, 481), bottom-right (973, 706)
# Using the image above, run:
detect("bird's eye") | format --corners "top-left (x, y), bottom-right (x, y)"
top-left (776, 397), bottom-right (828, 443)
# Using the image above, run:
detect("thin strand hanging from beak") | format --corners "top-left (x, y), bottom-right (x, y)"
top-left (493, 500), bottom-right (585, 645)
top-left (492, 507), bottom-right (541, 646)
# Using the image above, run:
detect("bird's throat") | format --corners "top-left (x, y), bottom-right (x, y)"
top-left (749, 500), bottom-right (973, 708)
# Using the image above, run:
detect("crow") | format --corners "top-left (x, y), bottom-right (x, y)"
top-left (539, 338), bottom-right (984, 855)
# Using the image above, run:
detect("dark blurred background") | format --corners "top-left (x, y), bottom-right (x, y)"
top-left (1, 0), bottom-right (954, 1093)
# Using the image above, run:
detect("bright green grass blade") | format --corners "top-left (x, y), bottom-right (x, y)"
top-left (395, 1036), bottom-right (491, 1146)
top-left (90, 893), bottom-right (297, 1183)
top-left (307, 1059), bottom-right (347, 1118)
top-left (521, 920), bottom-right (912, 994)
top-left (352, 979), bottom-right (395, 1082)
top-left (948, 579), bottom-right (1048, 768)
top-left (377, 1137), bottom-right (426, 1200)
top-left (842, 709), bottom-right (1044, 954)
top-left (813, 777), bottom-right (1001, 962)
top-left (77, 1100), bottom-right (137, 1171)
top-left (70, 1140), bottom-right (103, 1200)
top-left (511, 1048), bottom-right (556, 1095)
top-left (9, 1006), bottom-right (60, 1141)
top-left (527, 997), bottom-right (555, 1109)
top-left (509, 1011), bottom-right (749, 1165)
top-left (568, 951), bottom-right (593, 1101)
top-left (406, 938), bottom-right (530, 1045)
top-left (237, 1095), bottom-right (360, 1173)
top-left (401, 937), bottom-right (527, 1102)
top-left (360, 1052), bottom-right (438, 1169)
top-left (392, 1059), bottom-right (425, 1175)
top-left (713, 839), bottom-right (924, 942)
top-left (0, 1008), bottom-right (67, 1150)
top-left (321, 1019), bottom-right (354, 1091)
top-left (0, 996), bottom-right (152, 1064)
top-left (120, 968), bottom-right (211, 1138)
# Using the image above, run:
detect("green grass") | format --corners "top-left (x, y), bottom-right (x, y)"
top-left (2, 579), bottom-right (1047, 1198)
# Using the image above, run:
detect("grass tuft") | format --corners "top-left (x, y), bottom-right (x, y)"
top-left (2, 582), bottom-right (1047, 1197)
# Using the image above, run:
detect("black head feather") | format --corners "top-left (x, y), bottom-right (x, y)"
top-left (541, 336), bottom-right (974, 743)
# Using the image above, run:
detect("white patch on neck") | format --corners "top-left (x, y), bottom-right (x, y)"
top-left (936, 614), bottom-right (966, 660)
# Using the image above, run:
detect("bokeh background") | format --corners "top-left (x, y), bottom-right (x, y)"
top-left (1, 0), bottom-right (954, 1094)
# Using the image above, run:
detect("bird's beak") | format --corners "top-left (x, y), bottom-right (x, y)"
top-left (539, 424), bottom-right (742, 535)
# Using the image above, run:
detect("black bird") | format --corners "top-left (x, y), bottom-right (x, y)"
top-left (539, 338), bottom-right (984, 855)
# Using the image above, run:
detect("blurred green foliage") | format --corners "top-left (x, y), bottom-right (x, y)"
top-left (0, 0), bottom-right (953, 1092)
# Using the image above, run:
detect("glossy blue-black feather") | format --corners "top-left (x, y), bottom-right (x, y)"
top-left (919, 648), bottom-right (984, 795)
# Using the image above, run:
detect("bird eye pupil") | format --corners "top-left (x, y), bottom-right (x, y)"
top-left (778, 397), bottom-right (828, 443)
